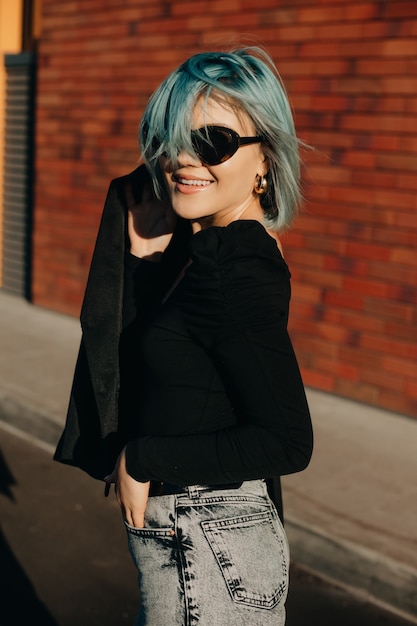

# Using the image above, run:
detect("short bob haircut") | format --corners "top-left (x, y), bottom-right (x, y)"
top-left (139, 46), bottom-right (301, 231)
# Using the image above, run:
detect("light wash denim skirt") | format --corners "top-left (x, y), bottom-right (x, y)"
top-left (124, 479), bottom-right (290, 625)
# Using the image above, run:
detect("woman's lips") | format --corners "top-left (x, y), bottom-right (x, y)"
top-left (174, 175), bottom-right (213, 194)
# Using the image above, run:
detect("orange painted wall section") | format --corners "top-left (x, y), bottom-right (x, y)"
top-left (33, 0), bottom-right (417, 418)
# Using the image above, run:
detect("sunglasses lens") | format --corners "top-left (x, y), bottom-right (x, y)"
top-left (191, 127), bottom-right (236, 165)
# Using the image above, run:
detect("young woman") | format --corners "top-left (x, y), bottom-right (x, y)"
top-left (55, 47), bottom-right (313, 625)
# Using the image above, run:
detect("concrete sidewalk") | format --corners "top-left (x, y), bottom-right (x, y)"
top-left (1, 290), bottom-right (416, 622)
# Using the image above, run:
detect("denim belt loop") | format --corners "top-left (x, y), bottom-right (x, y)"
top-left (185, 485), bottom-right (204, 498)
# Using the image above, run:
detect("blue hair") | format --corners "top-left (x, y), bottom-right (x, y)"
top-left (139, 47), bottom-right (301, 230)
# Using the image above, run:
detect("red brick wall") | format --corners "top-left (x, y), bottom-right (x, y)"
top-left (33, 0), bottom-right (417, 417)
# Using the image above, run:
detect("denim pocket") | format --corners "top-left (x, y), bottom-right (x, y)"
top-left (201, 509), bottom-right (288, 609)
top-left (124, 522), bottom-right (183, 624)
top-left (124, 522), bottom-right (174, 537)
top-left (125, 522), bottom-right (177, 578)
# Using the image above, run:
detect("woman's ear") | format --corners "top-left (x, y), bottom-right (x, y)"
top-left (260, 154), bottom-right (269, 177)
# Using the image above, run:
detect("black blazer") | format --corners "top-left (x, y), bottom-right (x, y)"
top-left (54, 164), bottom-right (284, 519)
top-left (54, 166), bottom-right (187, 475)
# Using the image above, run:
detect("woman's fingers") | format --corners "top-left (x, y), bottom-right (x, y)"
top-left (125, 508), bottom-right (145, 528)
top-left (103, 472), bottom-right (115, 497)
top-left (114, 448), bottom-right (150, 528)
top-left (119, 490), bottom-right (147, 528)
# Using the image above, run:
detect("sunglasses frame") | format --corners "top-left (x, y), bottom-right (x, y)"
top-left (190, 125), bottom-right (263, 166)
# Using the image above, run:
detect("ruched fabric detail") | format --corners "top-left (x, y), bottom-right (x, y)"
top-left (125, 219), bottom-right (313, 488)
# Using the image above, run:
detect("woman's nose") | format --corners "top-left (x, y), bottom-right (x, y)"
top-left (177, 148), bottom-right (202, 167)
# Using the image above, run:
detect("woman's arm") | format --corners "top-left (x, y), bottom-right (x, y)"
top-left (124, 322), bottom-right (313, 485)
top-left (106, 172), bottom-right (185, 524)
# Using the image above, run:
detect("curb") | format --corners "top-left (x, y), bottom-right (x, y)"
top-left (286, 517), bottom-right (417, 624)
top-left (0, 391), bottom-right (63, 449)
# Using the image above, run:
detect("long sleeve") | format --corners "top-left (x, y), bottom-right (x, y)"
top-left (125, 220), bottom-right (313, 485)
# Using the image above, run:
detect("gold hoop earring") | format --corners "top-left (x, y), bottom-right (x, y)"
top-left (254, 174), bottom-right (268, 195)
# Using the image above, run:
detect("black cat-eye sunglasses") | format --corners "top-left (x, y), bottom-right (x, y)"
top-left (190, 125), bottom-right (263, 166)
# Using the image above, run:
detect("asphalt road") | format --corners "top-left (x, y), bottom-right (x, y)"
top-left (0, 424), bottom-right (414, 626)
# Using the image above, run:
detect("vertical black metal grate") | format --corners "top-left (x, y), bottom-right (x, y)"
top-left (2, 52), bottom-right (35, 299)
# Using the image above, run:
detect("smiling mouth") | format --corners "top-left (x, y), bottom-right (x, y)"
top-left (175, 176), bottom-right (212, 187)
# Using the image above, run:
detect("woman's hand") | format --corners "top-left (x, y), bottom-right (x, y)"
top-left (104, 448), bottom-right (150, 528)
top-left (127, 178), bottom-right (176, 260)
